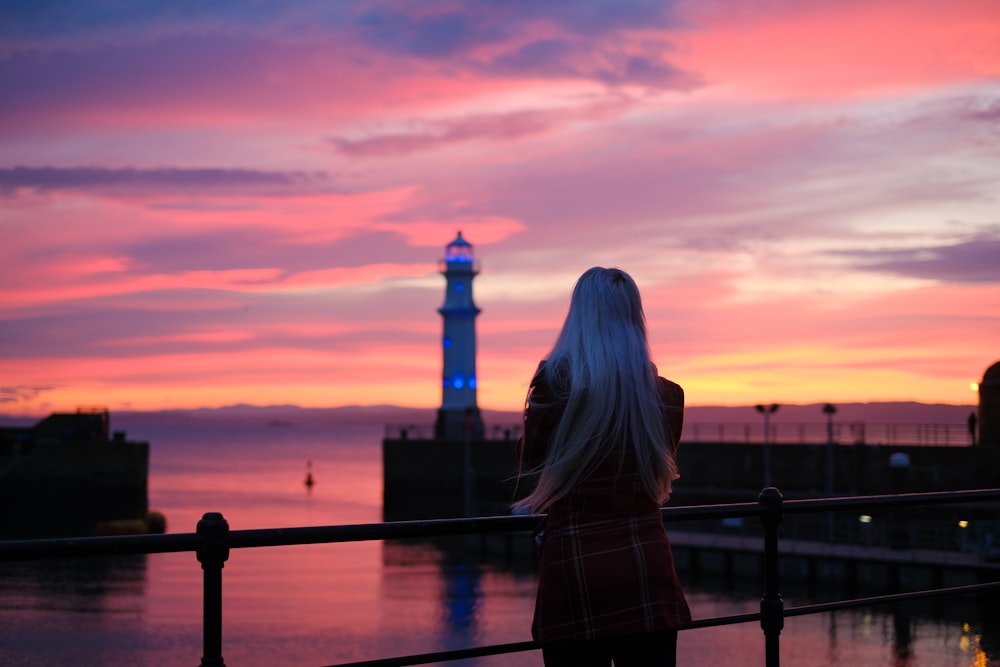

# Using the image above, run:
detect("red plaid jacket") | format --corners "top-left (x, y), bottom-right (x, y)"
top-left (519, 363), bottom-right (692, 642)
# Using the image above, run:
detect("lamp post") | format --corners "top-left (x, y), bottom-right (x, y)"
top-left (823, 403), bottom-right (837, 493)
top-left (823, 403), bottom-right (837, 541)
top-left (756, 403), bottom-right (780, 487)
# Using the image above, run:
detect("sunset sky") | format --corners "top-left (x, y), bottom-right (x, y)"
top-left (1, 0), bottom-right (998, 416)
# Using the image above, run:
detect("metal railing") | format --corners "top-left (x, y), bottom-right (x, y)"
top-left (385, 422), bottom-right (973, 446)
top-left (684, 421), bottom-right (973, 446)
top-left (384, 422), bottom-right (523, 441)
top-left (2, 488), bottom-right (999, 667)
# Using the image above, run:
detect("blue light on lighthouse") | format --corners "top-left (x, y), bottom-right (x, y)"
top-left (434, 231), bottom-right (484, 441)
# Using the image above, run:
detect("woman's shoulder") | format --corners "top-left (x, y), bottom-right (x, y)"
top-left (528, 360), bottom-right (558, 404)
top-left (655, 375), bottom-right (684, 407)
top-left (531, 359), bottom-right (570, 390)
top-left (530, 360), bottom-right (548, 390)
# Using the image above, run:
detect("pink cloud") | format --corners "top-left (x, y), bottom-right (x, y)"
top-left (678, 0), bottom-right (1000, 98)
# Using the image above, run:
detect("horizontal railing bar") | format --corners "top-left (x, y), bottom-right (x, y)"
top-left (0, 532), bottom-right (201, 561)
top-left (778, 488), bottom-right (1000, 515)
top-left (0, 516), bottom-right (545, 561)
top-left (686, 611), bottom-right (762, 629)
top-left (328, 612), bottom-right (770, 667)
top-left (784, 580), bottom-right (1000, 618)
top-left (232, 503), bottom-right (774, 549)
top-left (227, 514), bottom-right (543, 549)
top-left (4, 489), bottom-right (999, 561)
top-left (328, 639), bottom-right (538, 667)
top-left (663, 502), bottom-right (763, 521)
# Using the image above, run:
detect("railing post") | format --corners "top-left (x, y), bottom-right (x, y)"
top-left (197, 512), bottom-right (230, 667)
top-left (759, 487), bottom-right (784, 667)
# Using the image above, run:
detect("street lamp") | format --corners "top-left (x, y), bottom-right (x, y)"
top-left (823, 403), bottom-right (837, 541)
top-left (823, 403), bottom-right (837, 493)
top-left (756, 403), bottom-right (780, 487)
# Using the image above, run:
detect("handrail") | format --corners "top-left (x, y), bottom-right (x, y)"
top-left (2, 488), bottom-right (999, 667)
top-left (384, 421), bottom-right (974, 445)
top-left (683, 421), bottom-right (972, 446)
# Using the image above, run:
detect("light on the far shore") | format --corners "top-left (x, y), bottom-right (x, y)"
top-left (958, 520), bottom-right (969, 529)
top-left (859, 515), bottom-right (873, 524)
top-left (971, 381), bottom-right (979, 391)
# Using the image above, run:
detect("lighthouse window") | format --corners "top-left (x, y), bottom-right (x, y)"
top-left (443, 378), bottom-right (451, 387)
top-left (455, 283), bottom-right (463, 292)
top-left (469, 376), bottom-right (477, 389)
top-left (443, 337), bottom-right (451, 348)
top-left (453, 375), bottom-right (464, 389)
top-left (447, 247), bottom-right (473, 262)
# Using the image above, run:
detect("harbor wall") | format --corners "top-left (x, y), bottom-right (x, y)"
top-left (383, 437), bottom-right (1000, 520)
top-left (383, 437), bottom-right (520, 520)
top-left (0, 438), bottom-right (149, 538)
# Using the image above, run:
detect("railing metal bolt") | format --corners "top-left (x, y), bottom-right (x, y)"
top-left (197, 512), bottom-right (230, 667)
top-left (759, 486), bottom-right (784, 667)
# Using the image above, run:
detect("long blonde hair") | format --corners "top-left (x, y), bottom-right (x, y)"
top-left (514, 267), bottom-right (678, 513)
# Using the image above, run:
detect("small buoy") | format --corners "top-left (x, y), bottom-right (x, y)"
top-left (305, 461), bottom-right (315, 489)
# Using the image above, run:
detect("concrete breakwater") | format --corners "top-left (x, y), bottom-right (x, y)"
top-left (383, 436), bottom-right (1000, 520)
top-left (0, 411), bottom-right (151, 539)
top-left (383, 435), bottom-right (1000, 585)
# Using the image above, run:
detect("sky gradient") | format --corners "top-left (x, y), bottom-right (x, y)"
top-left (2, 0), bottom-right (998, 416)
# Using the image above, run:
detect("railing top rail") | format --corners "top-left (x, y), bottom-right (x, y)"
top-left (779, 488), bottom-right (1000, 514)
top-left (3, 488), bottom-right (999, 562)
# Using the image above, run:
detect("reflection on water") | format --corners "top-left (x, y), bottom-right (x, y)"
top-left (1, 422), bottom-right (997, 666)
top-left (680, 560), bottom-right (1000, 667)
top-left (0, 555), bottom-right (153, 666)
top-left (443, 561), bottom-right (481, 632)
top-left (893, 605), bottom-right (912, 666)
top-left (3, 554), bottom-right (147, 613)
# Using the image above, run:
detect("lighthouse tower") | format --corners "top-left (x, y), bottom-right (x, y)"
top-left (434, 231), bottom-right (484, 441)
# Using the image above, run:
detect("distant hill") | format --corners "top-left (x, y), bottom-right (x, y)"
top-left (2, 401), bottom-right (976, 429)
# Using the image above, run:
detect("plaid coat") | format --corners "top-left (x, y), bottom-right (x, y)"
top-left (519, 363), bottom-right (692, 642)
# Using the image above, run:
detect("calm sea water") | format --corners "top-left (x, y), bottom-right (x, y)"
top-left (0, 422), bottom-right (995, 666)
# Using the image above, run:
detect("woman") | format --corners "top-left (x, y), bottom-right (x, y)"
top-left (514, 267), bottom-right (691, 667)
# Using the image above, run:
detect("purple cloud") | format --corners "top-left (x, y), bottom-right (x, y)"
top-left (0, 166), bottom-right (325, 195)
top-left (352, 1), bottom-right (696, 88)
top-left (1, 1), bottom-right (681, 48)
top-left (0, 1), bottom-right (347, 46)
top-left (330, 107), bottom-right (587, 156)
top-left (125, 229), bottom-right (423, 275)
top-left (0, 385), bottom-right (56, 405)
top-left (1, 1), bottom-right (693, 100)
top-left (355, 0), bottom-right (681, 51)
top-left (840, 231), bottom-right (1000, 284)
top-left (489, 38), bottom-right (701, 90)
top-left (1, 283), bottom-right (438, 362)
top-left (357, 7), bottom-right (505, 57)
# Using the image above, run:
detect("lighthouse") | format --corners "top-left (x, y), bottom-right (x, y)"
top-left (434, 231), bottom-right (485, 441)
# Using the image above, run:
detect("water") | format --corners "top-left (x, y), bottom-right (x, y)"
top-left (1, 421), bottom-right (996, 666)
